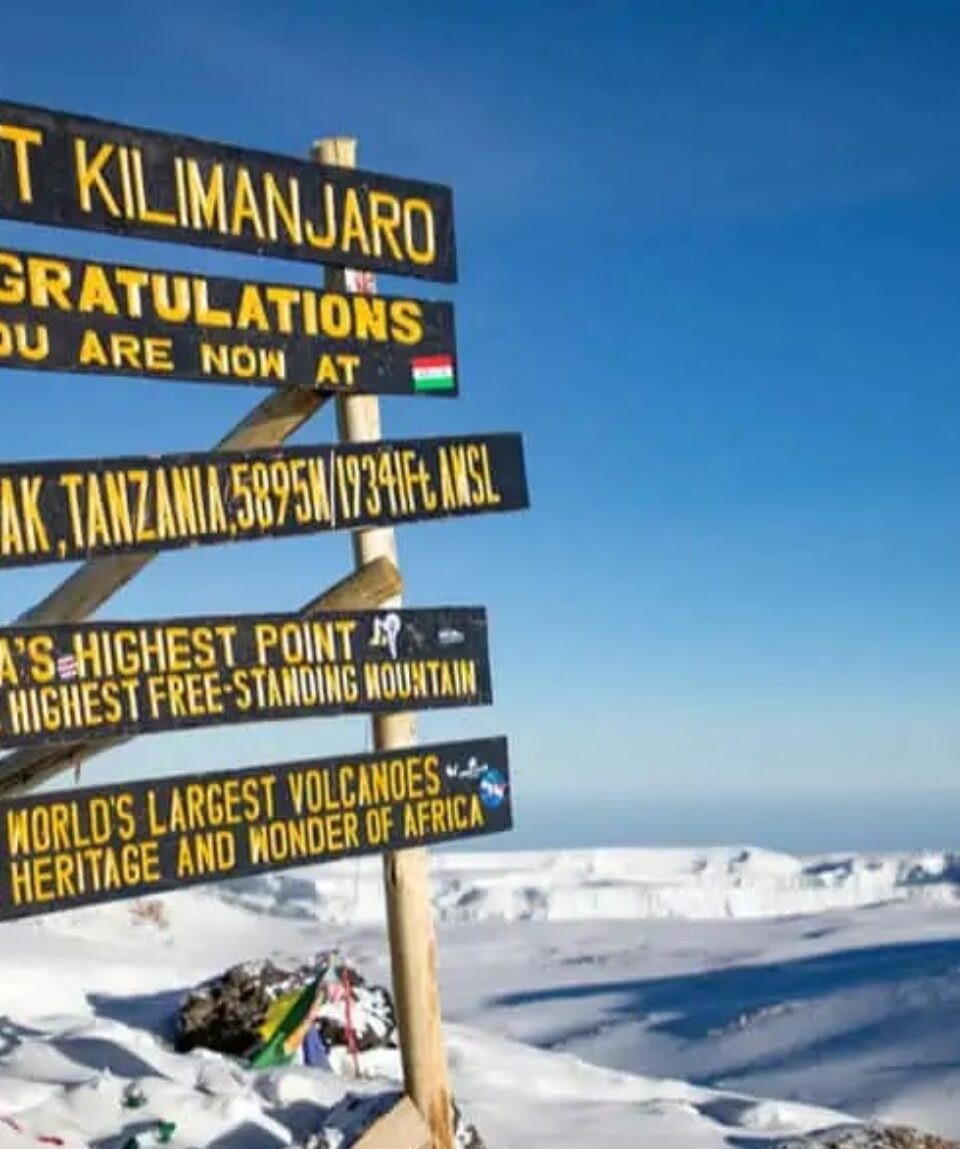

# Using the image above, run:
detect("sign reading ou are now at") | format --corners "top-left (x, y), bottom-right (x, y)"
top-left (0, 246), bottom-right (458, 396)
top-left (0, 736), bottom-right (512, 921)
top-left (0, 99), bottom-right (456, 282)
top-left (0, 607), bottom-right (491, 750)
top-left (0, 433), bottom-right (529, 569)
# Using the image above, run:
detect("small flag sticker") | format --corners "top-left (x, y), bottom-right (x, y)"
top-left (344, 268), bottom-right (377, 295)
top-left (411, 355), bottom-right (456, 393)
top-left (56, 654), bottom-right (78, 681)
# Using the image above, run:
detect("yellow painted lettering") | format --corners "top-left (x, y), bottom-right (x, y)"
top-left (151, 273), bottom-right (191, 323)
top-left (74, 139), bottom-right (121, 217)
top-left (263, 173), bottom-right (302, 243)
top-left (144, 336), bottom-right (173, 372)
top-left (114, 268), bottom-right (150, 317)
top-left (368, 191), bottom-right (404, 260)
top-left (236, 285), bottom-right (270, 332)
top-left (0, 125), bottom-right (43, 204)
top-left (77, 329), bottom-right (109, 366)
top-left (0, 253), bottom-right (25, 305)
top-left (315, 353), bottom-right (340, 385)
top-left (230, 167), bottom-right (266, 239)
top-left (388, 300), bottom-right (423, 345)
top-left (404, 198), bottom-right (436, 265)
top-left (186, 160), bottom-right (228, 232)
top-left (27, 257), bottom-right (72, 311)
top-left (339, 188), bottom-right (371, 255)
top-left (77, 265), bottom-right (120, 316)
top-left (130, 147), bottom-right (176, 225)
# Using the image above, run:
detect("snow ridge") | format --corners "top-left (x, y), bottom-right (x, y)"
top-left (211, 846), bottom-right (960, 924)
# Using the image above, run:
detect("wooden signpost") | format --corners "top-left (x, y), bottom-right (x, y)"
top-left (0, 100), bottom-right (527, 1149)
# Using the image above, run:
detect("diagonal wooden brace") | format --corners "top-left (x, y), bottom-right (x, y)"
top-left (0, 555), bottom-right (401, 798)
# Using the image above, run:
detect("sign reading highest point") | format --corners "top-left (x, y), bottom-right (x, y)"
top-left (0, 607), bottom-right (492, 751)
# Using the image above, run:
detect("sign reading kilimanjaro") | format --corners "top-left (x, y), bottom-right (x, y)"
top-left (0, 736), bottom-right (512, 921)
top-left (0, 100), bottom-right (456, 281)
top-left (0, 608), bottom-right (492, 750)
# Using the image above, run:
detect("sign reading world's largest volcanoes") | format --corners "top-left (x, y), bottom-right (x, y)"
top-left (0, 736), bottom-right (512, 922)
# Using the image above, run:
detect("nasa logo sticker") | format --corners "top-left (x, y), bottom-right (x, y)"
top-left (478, 766), bottom-right (508, 810)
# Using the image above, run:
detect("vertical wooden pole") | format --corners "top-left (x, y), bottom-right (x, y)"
top-left (313, 136), bottom-right (455, 1149)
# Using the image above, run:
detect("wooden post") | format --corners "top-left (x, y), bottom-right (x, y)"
top-left (313, 136), bottom-right (455, 1149)
top-left (354, 1097), bottom-right (430, 1149)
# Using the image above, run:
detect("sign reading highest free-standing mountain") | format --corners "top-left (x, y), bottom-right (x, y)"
top-left (0, 607), bottom-right (492, 750)
top-left (0, 99), bottom-right (457, 281)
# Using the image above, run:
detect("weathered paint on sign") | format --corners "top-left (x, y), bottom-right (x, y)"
top-left (0, 434), bottom-right (528, 568)
top-left (0, 99), bottom-right (456, 281)
top-left (0, 607), bottom-right (491, 750)
top-left (0, 736), bottom-right (511, 921)
top-left (0, 246), bottom-right (458, 395)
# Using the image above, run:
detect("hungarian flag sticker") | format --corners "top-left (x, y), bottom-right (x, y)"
top-left (411, 355), bottom-right (457, 394)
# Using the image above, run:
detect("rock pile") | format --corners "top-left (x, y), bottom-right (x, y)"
top-left (777, 1124), bottom-right (960, 1148)
top-left (174, 955), bottom-right (395, 1059)
top-left (174, 953), bottom-right (484, 1148)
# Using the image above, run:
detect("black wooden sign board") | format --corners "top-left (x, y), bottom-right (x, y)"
top-left (0, 433), bottom-right (528, 569)
top-left (0, 99), bottom-right (456, 282)
top-left (0, 245), bottom-right (457, 395)
top-left (0, 735), bottom-right (512, 922)
top-left (0, 607), bottom-right (491, 751)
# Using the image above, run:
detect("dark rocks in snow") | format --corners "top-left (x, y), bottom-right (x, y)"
top-left (174, 955), bottom-right (396, 1059)
top-left (298, 1091), bottom-right (400, 1149)
top-left (175, 953), bottom-right (486, 1148)
top-left (299, 1094), bottom-right (485, 1149)
top-left (776, 1124), bottom-right (960, 1148)
top-left (452, 1100), bottom-right (487, 1149)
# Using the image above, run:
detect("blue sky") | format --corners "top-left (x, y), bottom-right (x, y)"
top-left (0, 1), bottom-right (958, 852)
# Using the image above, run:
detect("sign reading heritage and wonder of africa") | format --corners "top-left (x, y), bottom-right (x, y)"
top-left (0, 434), bottom-right (529, 569)
top-left (0, 736), bottom-right (512, 921)
top-left (0, 100), bottom-right (456, 281)
top-left (0, 246), bottom-right (458, 395)
top-left (0, 607), bottom-right (491, 750)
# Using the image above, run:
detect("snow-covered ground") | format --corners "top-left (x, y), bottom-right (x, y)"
top-left (1, 845), bottom-right (960, 1146)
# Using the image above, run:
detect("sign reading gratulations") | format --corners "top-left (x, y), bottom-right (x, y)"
top-left (0, 246), bottom-right (458, 396)
top-left (0, 736), bottom-right (512, 921)
top-left (0, 100), bottom-right (456, 281)
top-left (0, 434), bottom-right (529, 569)
top-left (0, 608), bottom-right (491, 750)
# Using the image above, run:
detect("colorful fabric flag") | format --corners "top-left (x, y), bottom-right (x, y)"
top-left (250, 977), bottom-right (322, 1068)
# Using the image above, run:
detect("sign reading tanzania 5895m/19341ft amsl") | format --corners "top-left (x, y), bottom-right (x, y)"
top-left (0, 607), bottom-right (491, 750)
top-left (0, 246), bottom-right (458, 395)
top-left (0, 433), bottom-right (528, 568)
top-left (0, 736), bottom-right (512, 921)
top-left (0, 99), bottom-right (456, 281)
